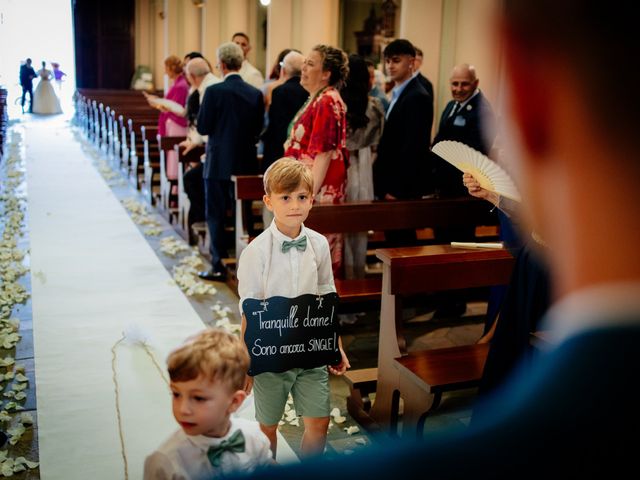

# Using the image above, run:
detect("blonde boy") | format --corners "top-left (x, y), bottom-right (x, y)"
top-left (237, 157), bottom-right (350, 458)
top-left (144, 329), bottom-right (272, 479)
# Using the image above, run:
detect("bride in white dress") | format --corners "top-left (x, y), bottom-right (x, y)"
top-left (33, 61), bottom-right (62, 114)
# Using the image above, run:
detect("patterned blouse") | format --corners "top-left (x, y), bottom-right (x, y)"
top-left (284, 86), bottom-right (348, 204)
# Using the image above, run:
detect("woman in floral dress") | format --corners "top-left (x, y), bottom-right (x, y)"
top-left (284, 45), bottom-right (349, 276)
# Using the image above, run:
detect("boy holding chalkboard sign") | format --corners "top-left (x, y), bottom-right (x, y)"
top-left (144, 329), bottom-right (274, 479)
top-left (238, 158), bottom-right (350, 458)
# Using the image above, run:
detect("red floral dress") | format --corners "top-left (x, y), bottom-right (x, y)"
top-left (284, 86), bottom-right (348, 276)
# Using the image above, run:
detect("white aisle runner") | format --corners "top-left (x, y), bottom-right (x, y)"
top-left (25, 119), bottom-right (295, 479)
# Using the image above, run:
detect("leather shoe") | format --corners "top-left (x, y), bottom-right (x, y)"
top-left (198, 267), bottom-right (227, 282)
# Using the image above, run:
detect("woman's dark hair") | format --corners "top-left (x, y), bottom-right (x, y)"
top-left (312, 45), bottom-right (349, 89)
top-left (269, 48), bottom-right (294, 80)
top-left (341, 54), bottom-right (370, 132)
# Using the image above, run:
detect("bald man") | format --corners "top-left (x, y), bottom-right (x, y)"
top-left (180, 58), bottom-right (221, 230)
top-left (261, 50), bottom-right (308, 171)
top-left (432, 63), bottom-right (497, 197)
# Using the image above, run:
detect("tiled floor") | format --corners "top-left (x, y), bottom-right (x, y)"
top-left (1, 127), bottom-right (40, 479)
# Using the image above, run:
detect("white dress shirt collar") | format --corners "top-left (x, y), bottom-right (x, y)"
top-left (542, 281), bottom-right (640, 347)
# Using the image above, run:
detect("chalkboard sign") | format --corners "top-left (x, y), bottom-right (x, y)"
top-left (242, 293), bottom-right (341, 376)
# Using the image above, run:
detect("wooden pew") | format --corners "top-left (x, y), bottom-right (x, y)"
top-left (175, 144), bottom-right (206, 241)
top-left (156, 135), bottom-right (186, 218)
top-left (349, 245), bottom-right (514, 436)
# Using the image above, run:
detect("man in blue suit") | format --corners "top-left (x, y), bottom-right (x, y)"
top-left (233, 1), bottom-right (640, 477)
top-left (197, 42), bottom-right (264, 281)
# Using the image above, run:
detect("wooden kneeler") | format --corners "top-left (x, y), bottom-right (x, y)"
top-left (393, 343), bottom-right (489, 438)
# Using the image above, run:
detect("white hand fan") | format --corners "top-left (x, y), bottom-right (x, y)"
top-left (432, 140), bottom-right (521, 202)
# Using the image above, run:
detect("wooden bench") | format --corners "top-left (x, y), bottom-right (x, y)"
top-left (176, 144), bottom-right (206, 240)
top-left (231, 175), bottom-right (500, 303)
top-left (156, 135), bottom-right (186, 218)
top-left (349, 245), bottom-right (513, 437)
top-left (394, 342), bottom-right (489, 438)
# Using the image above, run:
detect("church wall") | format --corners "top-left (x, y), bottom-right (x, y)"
top-left (134, 0), bottom-right (501, 103)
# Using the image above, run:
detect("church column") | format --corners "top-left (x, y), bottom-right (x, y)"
top-left (436, 0), bottom-right (502, 117)
top-left (201, 0), bottom-right (222, 61)
top-left (291, 0), bottom-right (340, 55)
top-left (220, 0), bottom-right (250, 45)
top-left (178, 0), bottom-right (202, 57)
top-left (135, 0), bottom-right (154, 72)
top-left (153, 0), bottom-right (165, 89)
top-left (266, 0), bottom-right (293, 78)
top-left (399, 0), bottom-right (444, 123)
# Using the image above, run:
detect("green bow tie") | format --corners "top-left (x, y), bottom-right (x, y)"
top-left (207, 429), bottom-right (245, 467)
top-left (282, 235), bottom-right (307, 253)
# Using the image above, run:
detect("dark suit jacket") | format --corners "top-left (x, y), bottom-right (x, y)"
top-left (19, 64), bottom-right (36, 87)
top-left (432, 90), bottom-right (497, 196)
top-left (197, 74), bottom-right (264, 180)
top-left (433, 90), bottom-right (496, 155)
top-left (416, 72), bottom-right (434, 102)
top-left (373, 76), bottom-right (433, 199)
top-left (236, 324), bottom-right (640, 479)
top-left (261, 76), bottom-right (308, 172)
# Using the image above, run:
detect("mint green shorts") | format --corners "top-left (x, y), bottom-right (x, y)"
top-left (252, 366), bottom-right (330, 426)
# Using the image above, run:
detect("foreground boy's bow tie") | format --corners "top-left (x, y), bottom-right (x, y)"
top-left (281, 235), bottom-right (307, 253)
top-left (207, 429), bottom-right (245, 467)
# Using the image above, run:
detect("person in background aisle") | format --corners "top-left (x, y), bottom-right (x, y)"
top-left (19, 58), bottom-right (37, 113)
top-left (233, 1), bottom-right (640, 477)
top-left (341, 54), bottom-right (384, 280)
top-left (51, 62), bottom-right (66, 90)
top-left (233, 32), bottom-right (265, 89)
top-left (283, 45), bottom-right (350, 277)
top-left (196, 42), bottom-right (264, 282)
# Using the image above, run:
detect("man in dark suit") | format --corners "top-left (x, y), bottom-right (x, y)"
top-left (373, 39), bottom-right (433, 247)
top-left (19, 58), bottom-right (37, 113)
top-left (196, 42), bottom-right (264, 281)
top-left (261, 50), bottom-right (307, 172)
top-left (373, 39), bottom-right (433, 202)
top-left (413, 47), bottom-right (434, 101)
top-left (231, 1), bottom-right (640, 478)
top-left (432, 63), bottom-right (497, 197)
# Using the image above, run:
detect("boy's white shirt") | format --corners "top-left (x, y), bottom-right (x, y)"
top-left (237, 220), bottom-right (336, 315)
top-left (143, 416), bottom-right (272, 480)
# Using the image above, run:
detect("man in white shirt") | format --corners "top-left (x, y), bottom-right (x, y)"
top-left (233, 32), bottom-right (265, 89)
